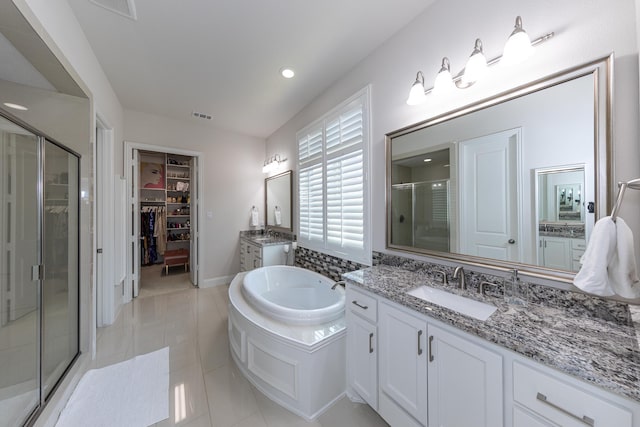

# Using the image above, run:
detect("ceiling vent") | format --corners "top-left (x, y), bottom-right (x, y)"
top-left (89, 0), bottom-right (137, 21)
top-left (192, 111), bottom-right (212, 120)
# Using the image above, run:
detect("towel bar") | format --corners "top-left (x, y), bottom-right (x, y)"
top-left (610, 178), bottom-right (640, 222)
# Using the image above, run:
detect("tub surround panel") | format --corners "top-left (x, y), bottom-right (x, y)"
top-left (342, 264), bottom-right (640, 402)
top-left (295, 246), bottom-right (367, 282)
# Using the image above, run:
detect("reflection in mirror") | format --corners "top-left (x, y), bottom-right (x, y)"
top-left (535, 166), bottom-right (586, 272)
top-left (266, 170), bottom-right (293, 231)
top-left (387, 56), bottom-right (612, 280)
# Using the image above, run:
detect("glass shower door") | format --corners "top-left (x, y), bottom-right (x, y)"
top-left (41, 141), bottom-right (79, 400)
top-left (0, 117), bottom-right (40, 427)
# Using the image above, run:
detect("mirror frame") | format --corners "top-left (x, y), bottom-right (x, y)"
top-left (386, 54), bottom-right (613, 283)
top-left (265, 170), bottom-right (293, 232)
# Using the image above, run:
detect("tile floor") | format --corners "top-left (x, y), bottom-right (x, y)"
top-left (93, 266), bottom-right (389, 427)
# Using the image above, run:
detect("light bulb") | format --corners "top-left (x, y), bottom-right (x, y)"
top-left (406, 71), bottom-right (426, 105)
top-left (462, 39), bottom-right (487, 86)
top-left (502, 16), bottom-right (533, 66)
top-left (433, 57), bottom-right (456, 96)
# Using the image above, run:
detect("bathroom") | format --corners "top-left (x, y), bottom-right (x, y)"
top-left (1, 0), bottom-right (640, 425)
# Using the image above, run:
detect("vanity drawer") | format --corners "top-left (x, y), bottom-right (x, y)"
top-left (513, 361), bottom-right (632, 427)
top-left (346, 286), bottom-right (377, 323)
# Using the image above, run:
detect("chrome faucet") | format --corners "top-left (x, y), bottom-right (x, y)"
top-left (453, 266), bottom-right (466, 290)
top-left (331, 280), bottom-right (346, 290)
top-left (434, 270), bottom-right (448, 285)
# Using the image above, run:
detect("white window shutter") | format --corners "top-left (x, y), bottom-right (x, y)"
top-left (327, 149), bottom-right (364, 250)
top-left (299, 164), bottom-right (324, 242)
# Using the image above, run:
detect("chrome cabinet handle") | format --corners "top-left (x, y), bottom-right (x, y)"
top-left (536, 393), bottom-right (595, 426)
top-left (417, 330), bottom-right (423, 355)
top-left (351, 300), bottom-right (368, 310)
top-left (428, 335), bottom-right (434, 362)
top-left (369, 332), bottom-right (374, 354)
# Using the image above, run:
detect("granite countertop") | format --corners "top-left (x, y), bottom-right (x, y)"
top-left (240, 234), bottom-right (292, 247)
top-left (342, 265), bottom-right (640, 403)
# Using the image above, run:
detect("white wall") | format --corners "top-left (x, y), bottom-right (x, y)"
top-left (123, 109), bottom-right (266, 285)
top-left (266, 0), bottom-right (640, 280)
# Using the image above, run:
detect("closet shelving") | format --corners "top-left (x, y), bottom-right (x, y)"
top-left (139, 152), bottom-right (193, 268)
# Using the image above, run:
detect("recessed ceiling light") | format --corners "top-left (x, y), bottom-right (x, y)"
top-left (280, 67), bottom-right (295, 79)
top-left (443, 164), bottom-right (450, 168)
top-left (3, 102), bottom-right (28, 111)
top-left (423, 158), bottom-right (432, 162)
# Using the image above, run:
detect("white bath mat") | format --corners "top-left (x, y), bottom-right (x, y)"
top-left (56, 347), bottom-right (169, 427)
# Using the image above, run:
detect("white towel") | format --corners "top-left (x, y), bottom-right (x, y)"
top-left (574, 216), bottom-right (640, 298)
top-left (250, 208), bottom-right (259, 227)
top-left (274, 207), bottom-right (282, 226)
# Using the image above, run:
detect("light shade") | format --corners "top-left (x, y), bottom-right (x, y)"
top-left (502, 16), bottom-right (533, 66)
top-left (433, 57), bottom-right (456, 96)
top-left (461, 39), bottom-right (487, 86)
top-left (406, 71), bottom-right (426, 105)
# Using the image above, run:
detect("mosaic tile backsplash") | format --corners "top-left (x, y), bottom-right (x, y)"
top-left (294, 247), bottom-right (367, 282)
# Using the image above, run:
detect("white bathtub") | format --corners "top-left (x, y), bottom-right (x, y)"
top-left (242, 265), bottom-right (345, 325)
top-left (228, 266), bottom-right (347, 421)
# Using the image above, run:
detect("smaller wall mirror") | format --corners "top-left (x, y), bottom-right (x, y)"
top-left (266, 170), bottom-right (293, 231)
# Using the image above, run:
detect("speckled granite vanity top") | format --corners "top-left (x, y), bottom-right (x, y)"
top-left (240, 233), bottom-right (292, 247)
top-left (343, 264), bottom-right (640, 402)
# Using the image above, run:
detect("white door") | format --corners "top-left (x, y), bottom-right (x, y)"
top-left (379, 302), bottom-right (428, 425)
top-left (427, 325), bottom-right (503, 427)
top-left (189, 156), bottom-right (198, 285)
top-left (459, 129), bottom-right (520, 261)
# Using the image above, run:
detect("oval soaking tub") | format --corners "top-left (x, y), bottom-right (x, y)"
top-left (242, 265), bottom-right (345, 325)
top-left (228, 266), bottom-right (347, 421)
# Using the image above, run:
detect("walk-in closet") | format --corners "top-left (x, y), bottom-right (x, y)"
top-left (136, 150), bottom-right (198, 297)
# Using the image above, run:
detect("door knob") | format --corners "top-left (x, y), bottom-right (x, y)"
top-left (508, 239), bottom-right (516, 244)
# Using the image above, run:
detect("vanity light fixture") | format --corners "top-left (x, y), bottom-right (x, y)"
top-left (406, 71), bottom-right (427, 106)
top-left (405, 16), bottom-right (554, 105)
top-left (3, 102), bottom-right (28, 111)
top-left (502, 16), bottom-right (533, 66)
top-left (262, 154), bottom-right (287, 173)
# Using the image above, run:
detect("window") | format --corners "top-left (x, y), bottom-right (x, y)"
top-left (297, 87), bottom-right (370, 265)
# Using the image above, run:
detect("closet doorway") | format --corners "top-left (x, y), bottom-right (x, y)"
top-left (124, 143), bottom-right (202, 301)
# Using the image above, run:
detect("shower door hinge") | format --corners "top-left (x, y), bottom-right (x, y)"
top-left (32, 264), bottom-right (44, 281)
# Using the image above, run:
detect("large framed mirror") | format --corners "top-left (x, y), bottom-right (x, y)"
top-left (386, 55), bottom-right (612, 282)
top-left (265, 170), bottom-right (293, 232)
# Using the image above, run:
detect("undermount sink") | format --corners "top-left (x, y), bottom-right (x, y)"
top-left (407, 285), bottom-right (497, 321)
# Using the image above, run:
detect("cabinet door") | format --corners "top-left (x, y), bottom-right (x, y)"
top-left (513, 406), bottom-right (557, 427)
top-left (347, 310), bottom-right (378, 409)
top-left (542, 237), bottom-right (571, 270)
top-left (379, 302), bottom-right (427, 425)
top-left (427, 325), bottom-right (503, 427)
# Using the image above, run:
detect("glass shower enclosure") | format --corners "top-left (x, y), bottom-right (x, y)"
top-left (0, 114), bottom-right (79, 426)
top-left (391, 179), bottom-right (450, 252)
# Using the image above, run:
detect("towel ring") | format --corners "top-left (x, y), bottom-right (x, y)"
top-left (610, 178), bottom-right (640, 222)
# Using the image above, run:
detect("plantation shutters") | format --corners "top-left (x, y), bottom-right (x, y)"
top-left (297, 88), bottom-right (370, 264)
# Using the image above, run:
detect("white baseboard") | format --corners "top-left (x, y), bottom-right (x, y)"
top-left (200, 274), bottom-right (236, 288)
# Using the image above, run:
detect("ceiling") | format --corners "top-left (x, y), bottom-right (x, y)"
top-left (67, 0), bottom-right (436, 138)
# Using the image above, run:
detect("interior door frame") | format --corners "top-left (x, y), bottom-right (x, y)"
top-left (124, 141), bottom-right (203, 302)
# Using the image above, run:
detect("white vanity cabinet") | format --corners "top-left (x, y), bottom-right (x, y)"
top-left (346, 286), bottom-right (378, 410)
top-left (428, 324), bottom-right (503, 427)
top-left (239, 238), bottom-right (287, 271)
top-left (539, 237), bottom-right (586, 272)
top-left (379, 301), bottom-right (428, 426)
top-left (512, 361), bottom-right (632, 427)
top-left (377, 300), bottom-right (503, 427)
